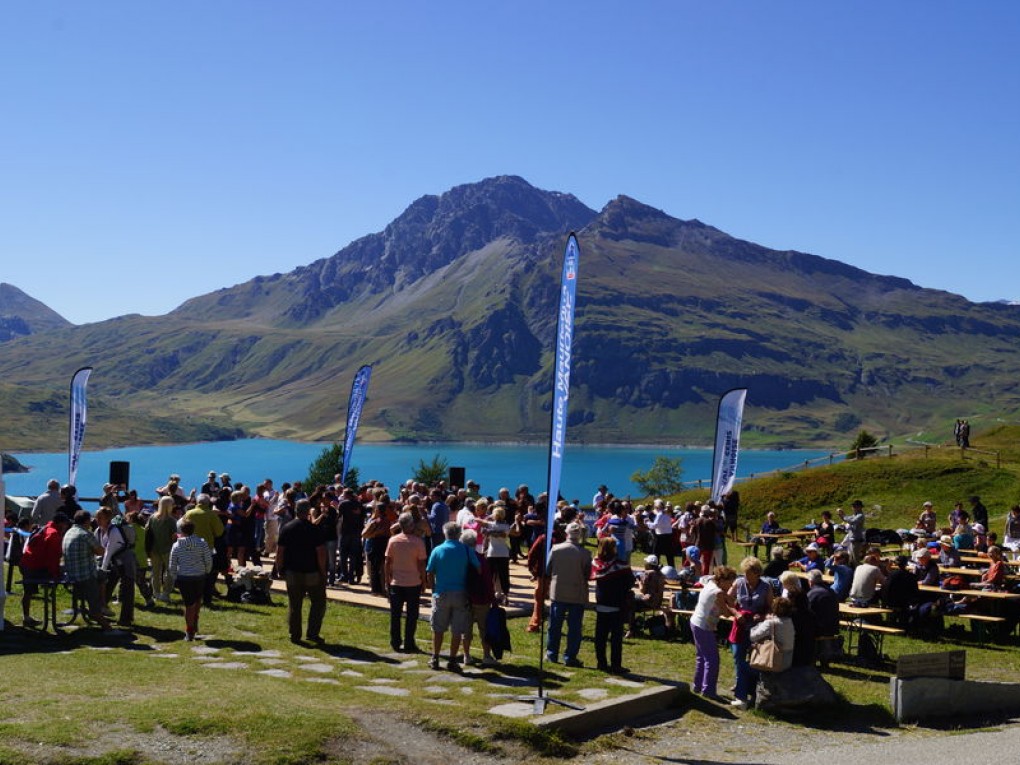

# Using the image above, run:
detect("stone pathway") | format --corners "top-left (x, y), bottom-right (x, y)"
top-left (143, 637), bottom-right (651, 714)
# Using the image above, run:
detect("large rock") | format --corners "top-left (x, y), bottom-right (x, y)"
top-left (755, 665), bottom-right (838, 713)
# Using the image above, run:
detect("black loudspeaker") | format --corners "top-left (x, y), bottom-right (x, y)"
top-left (109, 461), bottom-right (130, 488)
top-left (449, 466), bottom-right (466, 489)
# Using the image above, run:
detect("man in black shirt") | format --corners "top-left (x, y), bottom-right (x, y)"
top-left (337, 488), bottom-right (366, 584)
top-left (276, 499), bottom-right (327, 644)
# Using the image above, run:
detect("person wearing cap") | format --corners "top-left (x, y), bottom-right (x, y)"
top-left (545, 521), bottom-right (591, 667)
top-left (18, 512), bottom-right (72, 626)
top-left (200, 472), bottom-right (219, 496)
top-left (911, 546), bottom-right (941, 586)
top-left (838, 501), bottom-right (867, 565)
top-left (916, 502), bottom-right (937, 536)
top-left (790, 543), bottom-right (824, 573)
top-left (938, 535), bottom-right (962, 568)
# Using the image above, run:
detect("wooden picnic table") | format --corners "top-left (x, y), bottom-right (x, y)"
top-left (961, 555), bottom-right (1020, 567)
top-left (838, 602), bottom-right (898, 659)
top-left (917, 584), bottom-right (1020, 600)
top-left (755, 529), bottom-right (816, 539)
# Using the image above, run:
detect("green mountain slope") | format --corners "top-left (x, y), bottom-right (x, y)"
top-left (2, 176), bottom-right (1020, 451)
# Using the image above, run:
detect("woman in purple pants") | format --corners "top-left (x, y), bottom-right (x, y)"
top-left (689, 566), bottom-right (737, 700)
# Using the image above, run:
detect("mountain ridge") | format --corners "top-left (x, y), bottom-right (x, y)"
top-left (2, 175), bottom-right (1019, 451)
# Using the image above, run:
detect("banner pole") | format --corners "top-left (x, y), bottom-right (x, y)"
top-left (517, 234), bottom-right (584, 714)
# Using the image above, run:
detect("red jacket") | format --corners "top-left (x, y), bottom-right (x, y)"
top-left (20, 521), bottom-right (66, 579)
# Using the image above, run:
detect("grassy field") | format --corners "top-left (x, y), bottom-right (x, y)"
top-left (4, 426), bottom-right (1020, 764)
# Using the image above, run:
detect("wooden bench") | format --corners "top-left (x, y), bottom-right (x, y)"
top-left (18, 576), bottom-right (88, 634)
top-left (839, 619), bottom-right (905, 661)
top-left (945, 612), bottom-right (1008, 643)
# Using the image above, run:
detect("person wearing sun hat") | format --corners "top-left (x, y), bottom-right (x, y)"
top-left (791, 542), bottom-right (825, 572)
top-left (938, 534), bottom-right (961, 567)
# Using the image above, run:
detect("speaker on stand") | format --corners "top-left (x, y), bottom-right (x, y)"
top-left (449, 466), bottom-right (466, 490)
top-left (109, 461), bottom-right (131, 489)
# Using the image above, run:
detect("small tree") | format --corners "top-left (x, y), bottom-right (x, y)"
top-left (630, 456), bottom-right (684, 498)
top-left (305, 442), bottom-right (359, 489)
top-left (848, 429), bottom-right (879, 460)
top-left (413, 453), bottom-right (449, 486)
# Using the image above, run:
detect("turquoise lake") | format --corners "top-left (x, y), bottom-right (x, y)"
top-left (4, 440), bottom-right (829, 503)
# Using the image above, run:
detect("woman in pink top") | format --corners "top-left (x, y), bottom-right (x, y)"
top-left (384, 511), bottom-right (427, 653)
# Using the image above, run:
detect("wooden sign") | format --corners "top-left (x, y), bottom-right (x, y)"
top-left (896, 650), bottom-right (966, 680)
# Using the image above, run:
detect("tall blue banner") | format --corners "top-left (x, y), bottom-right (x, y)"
top-left (68, 366), bottom-right (93, 488)
top-left (340, 364), bottom-right (372, 486)
top-left (545, 234), bottom-right (580, 559)
top-left (710, 388), bottom-right (748, 503)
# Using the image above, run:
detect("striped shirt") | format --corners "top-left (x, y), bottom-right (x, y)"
top-left (168, 535), bottom-right (213, 580)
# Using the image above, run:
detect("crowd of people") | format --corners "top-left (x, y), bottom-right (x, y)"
top-left (5, 474), bottom-right (1016, 706)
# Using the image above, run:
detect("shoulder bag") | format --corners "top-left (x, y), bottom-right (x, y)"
top-left (749, 619), bottom-right (783, 672)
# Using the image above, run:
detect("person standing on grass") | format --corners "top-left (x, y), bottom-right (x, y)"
top-left (183, 494), bottom-right (225, 607)
top-left (384, 511), bottom-right (427, 653)
top-left (727, 556), bottom-right (773, 709)
top-left (425, 521), bottom-right (478, 671)
top-left (690, 565), bottom-right (737, 700)
top-left (460, 528), bottom-right (498, 667)
top-left (146, 496), bottom-right (178, 604)
top-left (276, 499), bottom-right (328, 644)
top-left (168, 519), bottom-right (212, 641)
top-left (61, 510), bottom-right (117, 633)
top-left (545, 522), bottom-right (591, 668)
top-left (838, 501), bottom-right (867, 565)
top-left (591, 537), bottom-right (635, 675)
top-left (30, 479), bottom-right (62, 527)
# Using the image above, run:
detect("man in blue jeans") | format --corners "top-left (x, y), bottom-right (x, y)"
top-left (545, 522), bottom-right (592, 667)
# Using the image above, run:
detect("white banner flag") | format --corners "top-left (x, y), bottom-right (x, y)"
top-left (68, 366), bottom-right (93, 488)
top-left (710, 388), bottom-right (747, 503)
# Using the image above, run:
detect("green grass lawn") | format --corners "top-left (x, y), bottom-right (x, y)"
top-left (4, 559), bottom-right (1020, 765)
top-left (6, 426), bottom-right (1020, 764)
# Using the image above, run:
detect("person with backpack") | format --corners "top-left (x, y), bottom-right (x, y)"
top-left (95, 506), bottom-right (137, 627)
top-left (18, 513), bottom-right (71, 627)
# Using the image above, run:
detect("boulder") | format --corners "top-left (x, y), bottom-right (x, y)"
top-left (755, 665), bottom-right (838, 713)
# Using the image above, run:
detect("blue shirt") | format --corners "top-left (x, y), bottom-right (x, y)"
top-left (797, 555), bottom-right (824, 572)
top-left (427, 540), bottom-right (479, 595)
top-left (428, 501), bottom-right (450, 536)
top-left (828, 563), bottom-right (853, 600)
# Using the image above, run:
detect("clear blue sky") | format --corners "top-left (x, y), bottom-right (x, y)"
top-left (3, 2), bottom-right (1018, 325)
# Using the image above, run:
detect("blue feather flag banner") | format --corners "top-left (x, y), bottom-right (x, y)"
top-left (68, 366), bottom-right (93, 488)
top-left (710, 388), bottom-right (748, 503)
top-left (545, 234), bottom-right (580, 560)
top-left (340, 364), bottom-right (372, 486)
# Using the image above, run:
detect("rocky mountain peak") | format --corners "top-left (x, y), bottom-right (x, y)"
top-left (0, 282), bottom-right (73, 342)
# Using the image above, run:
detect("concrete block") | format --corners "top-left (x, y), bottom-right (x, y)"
top-left (892, 677), bottom-right (1020, 723)
top-left (496, 683), bottom-right (687, 737)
